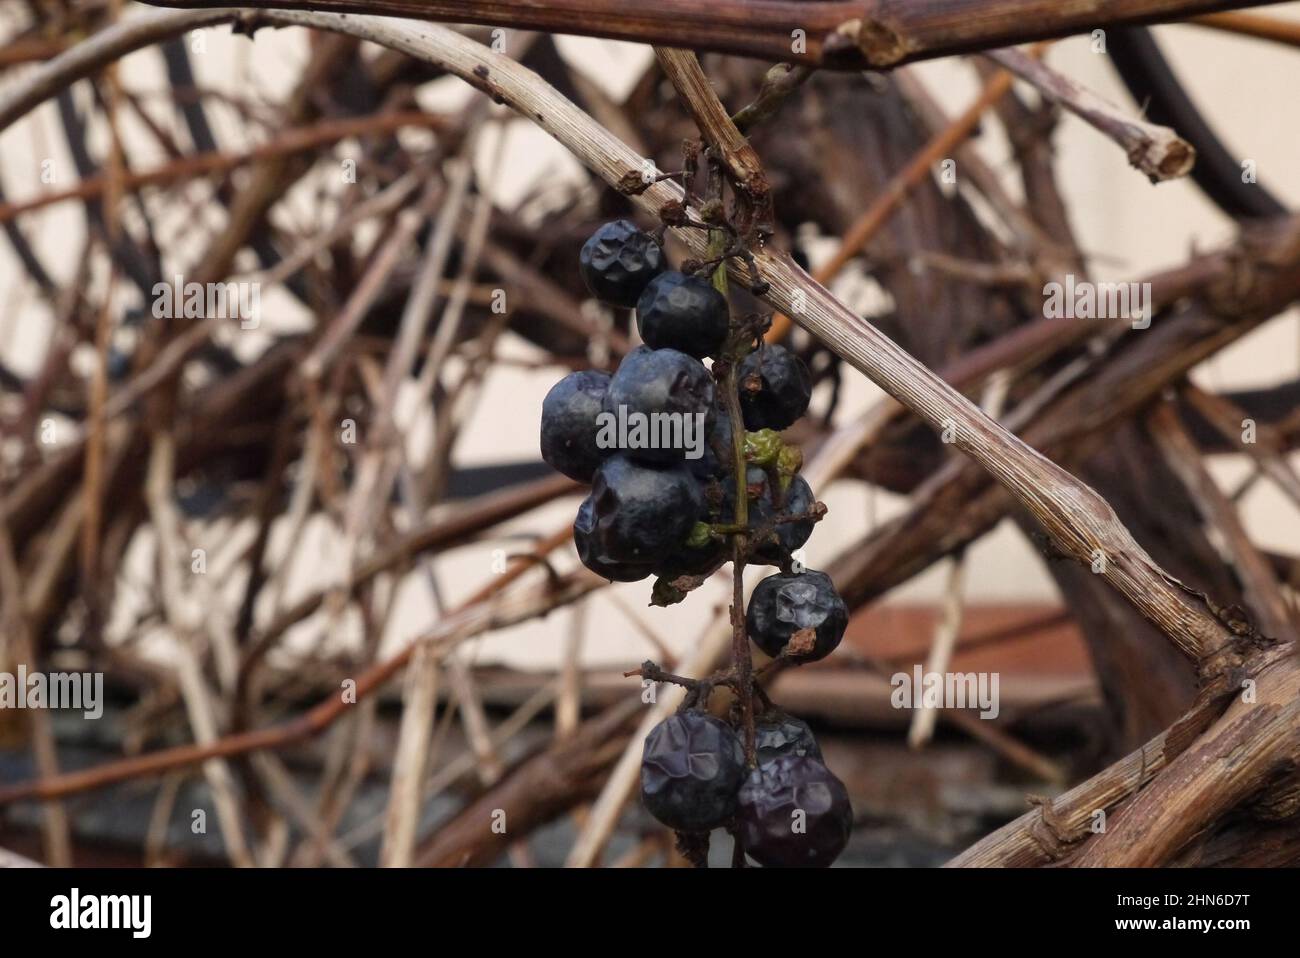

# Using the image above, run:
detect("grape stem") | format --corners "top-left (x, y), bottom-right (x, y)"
top-left (717, 274), bottom-right (758, 771)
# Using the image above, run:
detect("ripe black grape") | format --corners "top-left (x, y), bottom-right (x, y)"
top-left (573, 495), bottom-right (654, 582)
top-left (539, 369), bottom-right (611, 482)
top-left (583, 454), bottom-right (704, 567)
top-left (556, 221), bottom-right (852, 861)
top-left (752, 474), bottom-right (816, 564)
top-left (603, 346), bottom-right (714, 464)
top-left (635, 270), bottom-right (729, 359)
top-left (738, 344), bottom-right (812, 431)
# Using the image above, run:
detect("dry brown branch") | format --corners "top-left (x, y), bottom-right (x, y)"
top-left (1148, 401), bottom-right (1297, 643)
top-left (140, 0), bottom-right (1294, 68)
top-left (0, 567), bottom-right (603, 806)
top-left (1183, 384), bottom-right (1300, 513)
top-left (0, 10), bottom-right (235, 135)
top-left (766, 48), bottom-right (1045, 341)
top-left (893, 68), bottom-right (1066, 276)
top-left (829, 219), bottom-right (1300, 658)
top-left (1073, 647), bottom-right (1300, 866)
top-left (379, 641), bottom-right (441, 867)
top-left (653, 47), bottom-right (774, 236)
top-left (0, 112), bottom-right (448, 225)
top-left (416, 695), bottom-right (645, 867)
top-left (946, 686), bottom-right (1238, 866)
top-left (144, 431), bottom-right (255, 866)
top-left (1193, 10), bottom-right (1300, 47)
top-left (985, 47), bottom-right (1196, 181)
top-left (0, 530), bottom-right (72, 866)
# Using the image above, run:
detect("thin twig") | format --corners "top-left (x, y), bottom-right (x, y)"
top-left (985, 47), bottom-right (1195, 181)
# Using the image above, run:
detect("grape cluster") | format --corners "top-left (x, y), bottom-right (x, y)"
top-left (539, 219), bottom-right (853, 867)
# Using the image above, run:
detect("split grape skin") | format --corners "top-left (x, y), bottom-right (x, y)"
top-left (746, 569), bottom-right (849, 662)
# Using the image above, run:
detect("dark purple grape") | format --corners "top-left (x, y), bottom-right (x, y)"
top-left (737, 755), bottom-right (852, 867)
top-left (641, 711), bottom-right (746, 833)
top-left (698, 403), bottom-right (737, 477)
top-left (755, 714), bottom-right (822, 765)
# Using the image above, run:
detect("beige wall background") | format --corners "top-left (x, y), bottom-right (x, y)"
top-left (0, 5), bottom-right (1297, 670)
